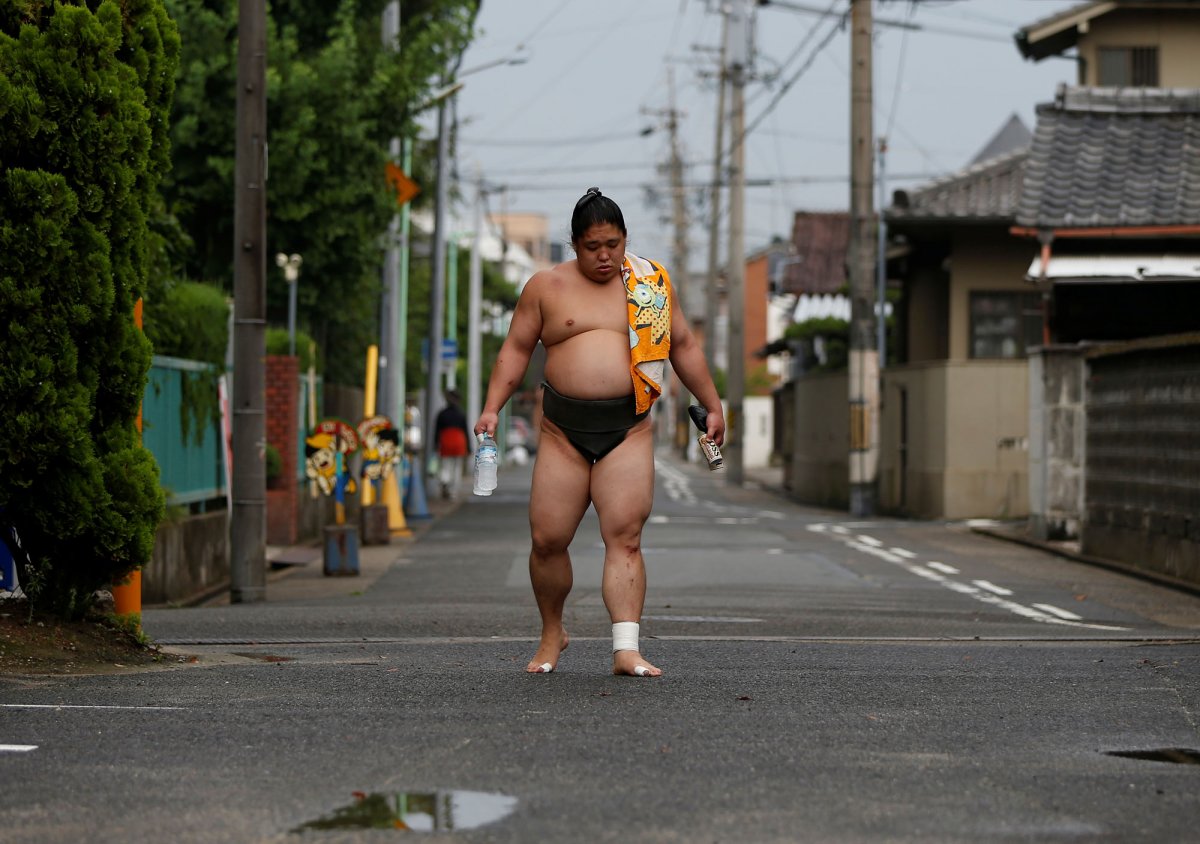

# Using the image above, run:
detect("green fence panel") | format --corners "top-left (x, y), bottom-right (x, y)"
top-left (143, 356), bottom-right (226, 505)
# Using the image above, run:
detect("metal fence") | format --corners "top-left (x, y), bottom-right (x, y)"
top-left (143, 356), bottom-right (319, 506)
top-left (143, 356), bottom-right (225, 506)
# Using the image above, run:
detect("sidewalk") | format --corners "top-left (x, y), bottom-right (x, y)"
top-left (200, 487), bottom-right (465, 607)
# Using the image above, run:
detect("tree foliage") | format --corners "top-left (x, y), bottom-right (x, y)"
top-left (0, 0), bottom-right (176, 617)
top-left (163, 0), bottom-right (480, 383)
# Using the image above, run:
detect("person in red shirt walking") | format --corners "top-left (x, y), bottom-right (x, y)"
top-left (435, 389), bottom-right (471, 500)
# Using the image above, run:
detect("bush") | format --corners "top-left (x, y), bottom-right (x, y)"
top-left (0, 1), bottom-right (178, 618)
top-left (266, 326), bottom-right (318, 372)
top-left (144, 280), bottom-right (229, 365)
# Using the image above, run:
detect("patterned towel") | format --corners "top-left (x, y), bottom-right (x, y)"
top-left (622, 253), bottom-right (672, 414)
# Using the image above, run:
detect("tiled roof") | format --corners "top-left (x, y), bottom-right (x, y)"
top-left (784, 212), bottom-right (849, 295)
top-left (885, 147), bottom-right (1027, 224)
top-left (1015, 86), bottom-right (1200, 229)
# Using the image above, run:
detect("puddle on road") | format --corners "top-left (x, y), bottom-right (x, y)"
top-left (1106, 748), bottom-right (1200, 765)
top-left (294, 789), bottom-right (517, 833)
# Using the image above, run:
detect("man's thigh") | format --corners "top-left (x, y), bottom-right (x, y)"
top-left (589, 420), bottom-right (654, 540)
top-left (529, 420), bottom-right (592, 549)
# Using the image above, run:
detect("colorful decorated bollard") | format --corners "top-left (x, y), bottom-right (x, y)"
top-left (305, 419), bottom-right (361, 576)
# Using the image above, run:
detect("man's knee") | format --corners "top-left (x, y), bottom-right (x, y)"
top-left (530, 529), bottom-right (570, 560)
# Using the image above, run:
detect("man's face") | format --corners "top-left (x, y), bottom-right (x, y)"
top-left (575, 223), bottom-right (626, 283)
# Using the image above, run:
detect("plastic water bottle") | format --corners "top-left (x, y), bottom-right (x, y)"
top-left (473, 433), bottom-right (498, 496)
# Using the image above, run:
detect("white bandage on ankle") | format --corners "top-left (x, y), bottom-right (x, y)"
top-left (612, 621), bottom-right (640, 653)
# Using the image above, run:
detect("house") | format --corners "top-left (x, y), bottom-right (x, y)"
top-left (777, 0), bottom-right (1200, 530)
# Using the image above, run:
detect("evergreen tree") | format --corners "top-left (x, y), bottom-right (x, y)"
top-left (0, 1), bottom-right (177, 617)
top-left (163, 0), bottom-right (480, 383)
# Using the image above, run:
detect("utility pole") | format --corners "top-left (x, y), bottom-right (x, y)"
top-left (666, 71), bottom-right (689, 454)
top-left (642, 70), bottom-right (689, 450)
top-left (704, 15), bottom-right (728, 379)
top-left (231, 0), bottom-right (267, 603)
top-left (422, 92), bottom-right (451, 480)
top-left (848, 0), bottom-right (879, 516)
top-left (382, 1), bottom-right (403, 426)
top-left (725, 0), bottom-right (751, 487)
top-left (467, 169), bottom-right (485, 433)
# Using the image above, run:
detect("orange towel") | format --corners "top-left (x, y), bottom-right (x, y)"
top-left (623, 253), bottom-right (672, 414)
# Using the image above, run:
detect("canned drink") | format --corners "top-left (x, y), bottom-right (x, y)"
top-left (698, 435), bottom-right (724, 470)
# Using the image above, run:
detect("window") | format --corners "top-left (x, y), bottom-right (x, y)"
top-left (1097, 46), bottom-right (1159, 86)
top-left (969, 292), bottom-right (1043, 359)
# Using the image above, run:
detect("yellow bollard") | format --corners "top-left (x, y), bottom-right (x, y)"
top-left (381, 471), bottom-right (411, 537)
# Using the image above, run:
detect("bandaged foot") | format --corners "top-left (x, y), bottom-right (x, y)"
top-left (611, 621), bottom-right (662, 677)
top-left (526, 628), bottom-right (569, 674)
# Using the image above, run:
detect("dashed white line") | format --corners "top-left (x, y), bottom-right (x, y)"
top-left (0, 745), bottom-right (37, 752)
top-left (926, 562), bottom-right (960, 575)
top-left (1033, 603), bottom-right (1084, 621)
top-left (810, 526), bottom-right (1127, 632)
top-left (973, 580), bottom-right (1015, 596)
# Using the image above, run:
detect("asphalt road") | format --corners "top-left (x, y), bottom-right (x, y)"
top-left (3, 454), bottom-right (1198, 843)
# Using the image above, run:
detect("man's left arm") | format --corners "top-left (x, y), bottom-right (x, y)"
top-left (667, 286), bottom-right (726, 446)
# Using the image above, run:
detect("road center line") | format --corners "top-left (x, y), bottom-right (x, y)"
top-left (926, 562), bottom-right (960, 575)
top-left (838, 536), bottom-right (1127, 632)
top-left (1033, 603), bottom-right (1084, 621)
top-left (0, 744), bottom-right (37, 752)
top-left (973, 580), bottom-right (1014, 596)
top-left (889, 547), bottom-right (917, 559)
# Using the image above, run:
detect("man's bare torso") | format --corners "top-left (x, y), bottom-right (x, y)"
top-left (536, 260), bottom-right (632, 400)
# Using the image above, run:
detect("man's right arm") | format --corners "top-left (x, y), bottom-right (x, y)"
top-left (475, 273), bottom-right (546, 437)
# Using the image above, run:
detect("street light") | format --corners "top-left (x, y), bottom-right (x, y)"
top-left (275, 253), bottom-right (303, 357)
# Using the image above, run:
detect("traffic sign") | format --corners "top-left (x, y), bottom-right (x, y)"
top-left (385, 162), bottom-right (420, 206)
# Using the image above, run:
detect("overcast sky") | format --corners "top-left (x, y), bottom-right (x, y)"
top-left (440, 0), bottom-right (1082, 273)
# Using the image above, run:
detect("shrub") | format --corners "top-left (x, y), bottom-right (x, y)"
top-left (0, 1), bottom-right (178, 618)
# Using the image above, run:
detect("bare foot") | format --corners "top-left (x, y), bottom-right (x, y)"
top-left (526, 629), bottom-right (569, 673)
top-left (613, 650), bottom-right (661, 677)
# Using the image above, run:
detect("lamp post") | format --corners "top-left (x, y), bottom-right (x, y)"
top-left (275, 253), bottom-right (302, 357)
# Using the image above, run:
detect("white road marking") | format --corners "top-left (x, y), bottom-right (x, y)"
top-left (973, 580), bottom-right (1015, 596)
top-left (766, 548), bottom-right (784, 555)
top-left (889, 547), bottom-right (917, 559)
top-left (830, 525), bottom-right (849, 534)
top-left (817, 532), bottom-right (1127, 632)
top-left (0, 704), bottom-right (186, 711)
top-left (966, 519), bottom-right (1001, 528)
top-left (1033, 603), bottom-right (1084, 621)
top-left (0, 745), bottom-right (37, 752)
top-left (926, 562), bottom-right (960, 575)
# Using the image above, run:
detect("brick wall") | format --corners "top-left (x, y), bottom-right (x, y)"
top-left (266, 355), bottom-right (299, 545)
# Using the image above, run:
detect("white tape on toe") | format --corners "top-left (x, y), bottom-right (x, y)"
top-left (538, 662), bottom-right (553, 673)
top-left (612, 621), bottom-right (639, 653)
top-left (634, 665), bottom-right (650, 677)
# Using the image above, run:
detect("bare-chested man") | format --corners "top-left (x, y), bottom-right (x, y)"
top-left (474, 188), bottom-right (725, 678)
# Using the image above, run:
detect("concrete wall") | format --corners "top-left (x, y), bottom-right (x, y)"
top-left (143, 510), bottom-right (228, 605)
top-left (876, 360), bottom-right (1028, 519)
top-left (785, 371), bottom-right (849, 510)
top-left (1028, 346), bottom-right (1087, 540)
top-left (1083, 334), bottom-right (1200, 588)
top-left (743, 395), bottom-right (774, 469)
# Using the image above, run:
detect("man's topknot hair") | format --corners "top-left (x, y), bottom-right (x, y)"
top-left (571, 187), bottom-right (626, 243)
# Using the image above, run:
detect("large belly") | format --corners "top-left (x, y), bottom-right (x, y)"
top-left (544, 330), bottom-right (633, 399)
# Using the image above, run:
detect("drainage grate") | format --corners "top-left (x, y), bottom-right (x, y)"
top-left (1105, 748), bottom-right (1200, 766)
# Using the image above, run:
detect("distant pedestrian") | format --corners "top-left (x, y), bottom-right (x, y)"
top-left (435, 389), bottom-right (471, 500)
